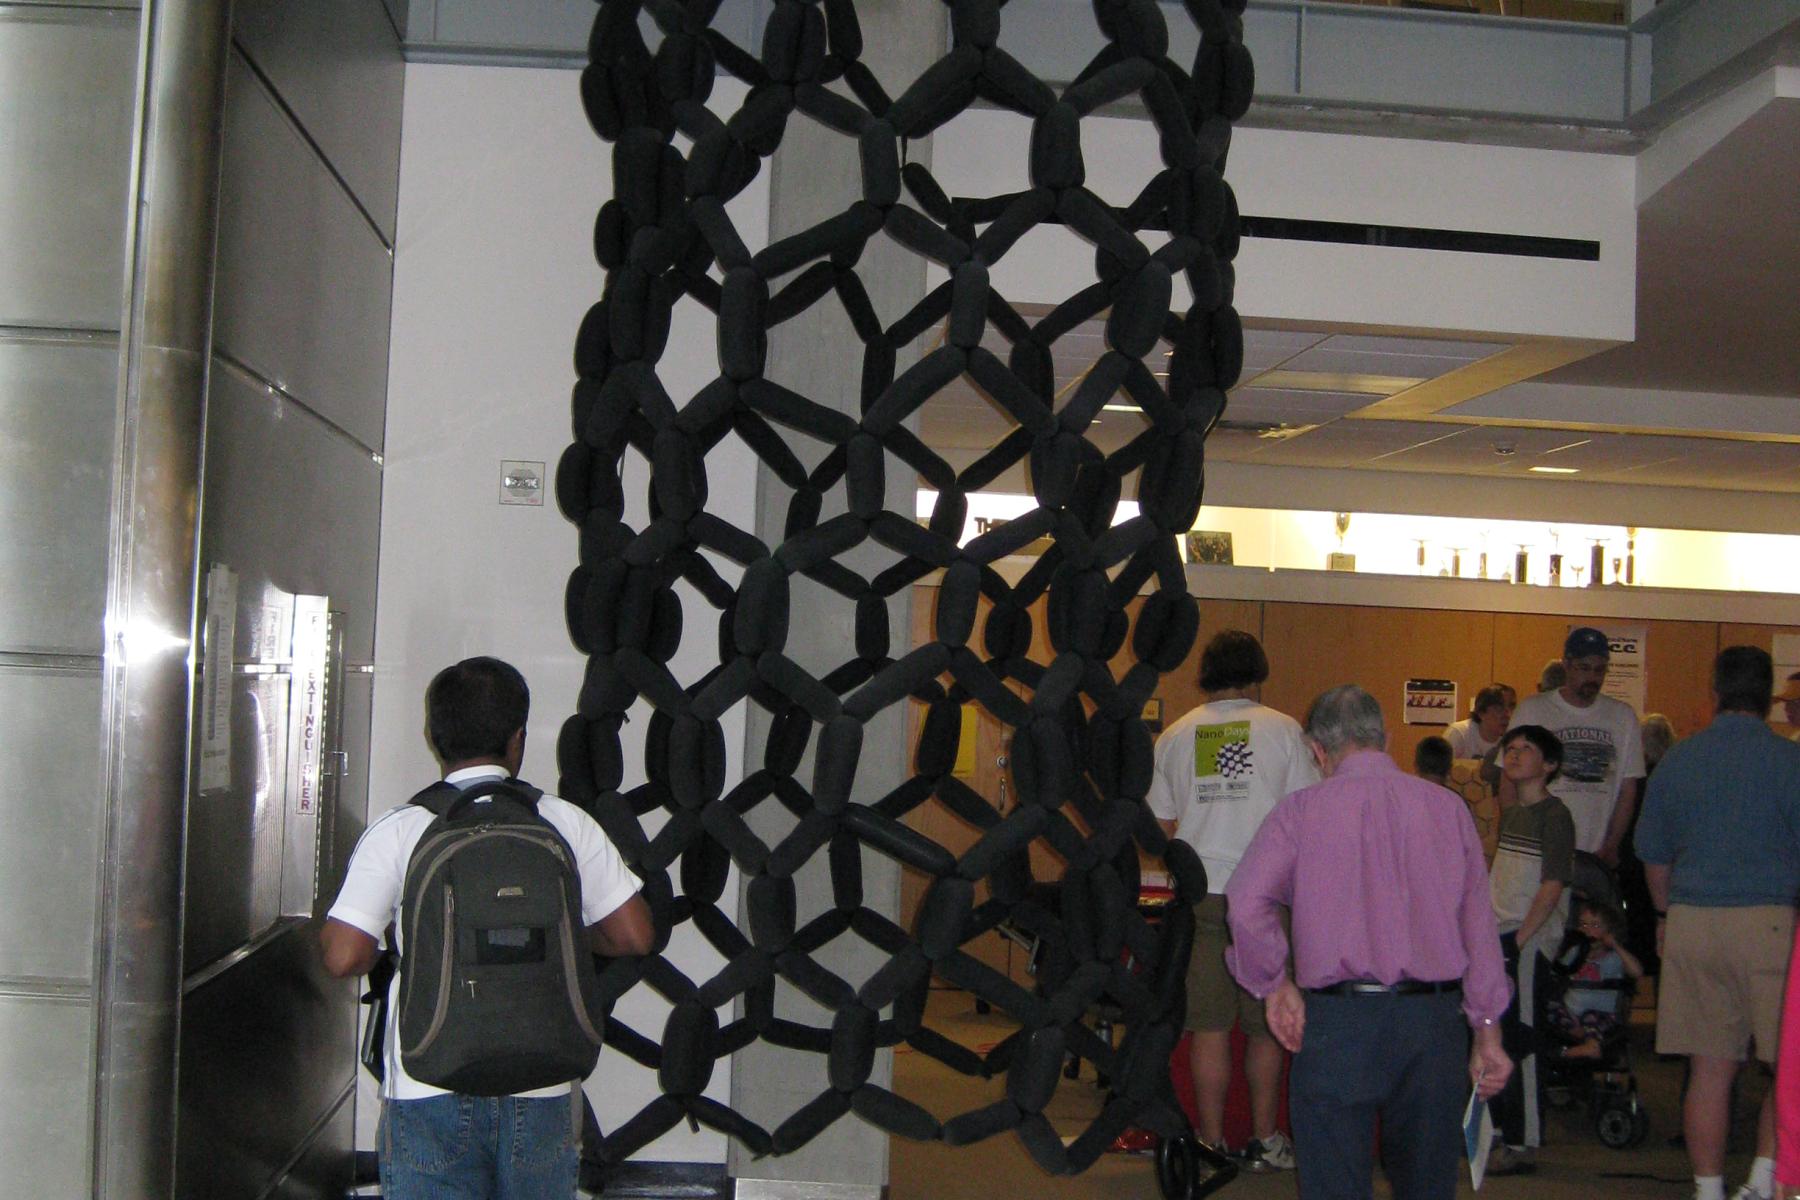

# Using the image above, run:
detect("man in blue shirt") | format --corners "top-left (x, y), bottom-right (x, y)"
top-left (1636, 646), bottom-right (1800, 1200)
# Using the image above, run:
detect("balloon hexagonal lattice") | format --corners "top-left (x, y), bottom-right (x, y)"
top-left (559, 0), bottom-right (1251, 1174)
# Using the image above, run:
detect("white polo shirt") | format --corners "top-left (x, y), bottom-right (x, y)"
top-left (327, 765), bottom-right (641, 1099)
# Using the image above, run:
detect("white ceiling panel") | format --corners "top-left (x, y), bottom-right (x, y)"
top-left (1242, 327), bottom-right (1330, 372)
top-left (1320, 334), bottom-right (1511, 361)
top-left (1278, 345), bottom-right (1485, 382)
top-left (1250, 420), bottom-right (1467, 469)
top-left (1228, 387), bottom-right (1378, 420)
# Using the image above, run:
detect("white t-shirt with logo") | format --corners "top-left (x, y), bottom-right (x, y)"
top-left (327, 765), bottom-right (642, 1100)
top-left (1146, 698), bottom-right (1319, 891)
top-left (1508, 690), bottom-right (1646, 854)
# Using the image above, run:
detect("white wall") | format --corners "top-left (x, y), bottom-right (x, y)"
top-left (374, 62), bottom-right (766, 1161)
top-left (929, 107), bottom-right (1638, 342)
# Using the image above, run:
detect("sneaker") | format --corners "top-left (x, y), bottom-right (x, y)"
top-left (1729, 1186), bottom-right (1771, 1200)
top-left (1240, 1131), bottom-right (1296, 1171)
top-left (1486, 1144), bottom-right (1537, 1176)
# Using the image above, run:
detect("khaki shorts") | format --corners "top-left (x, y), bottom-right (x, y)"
top-left (1185, 894), bottom-right (1269, 1037)
top-left (1657, 904), bottom-right (1795, 1063)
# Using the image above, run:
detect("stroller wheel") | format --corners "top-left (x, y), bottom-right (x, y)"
top-left (1155, 1135), bottom-right (1196, 1199)
top-left (1596, 1100), bottom-right (1647, 1149)
top-left (1155, 1135), bottom-right (1239, 1200)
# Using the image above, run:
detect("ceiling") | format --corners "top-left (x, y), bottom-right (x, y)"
top-left (920, 91), bottom-right (1800, 499)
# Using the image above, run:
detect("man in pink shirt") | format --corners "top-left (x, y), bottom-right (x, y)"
top-left (1227, 684), bottom-right (1513, 1200)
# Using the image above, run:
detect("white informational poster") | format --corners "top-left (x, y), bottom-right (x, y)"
top-left (1577, 624), bottom-right (1648, 713)
top-left (1404, 679), bottom-right (1457, 726)
top-left (198, 564), bottom-right (237, 793)
top-left (291, 596), bottom-right (330, 816)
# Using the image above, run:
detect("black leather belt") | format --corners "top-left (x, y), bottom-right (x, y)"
top-left (1306, 979), bottom-right (1462, 997)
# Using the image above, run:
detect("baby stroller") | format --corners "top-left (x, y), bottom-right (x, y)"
top-left (1539, 853), bottom-right (1649, 1149)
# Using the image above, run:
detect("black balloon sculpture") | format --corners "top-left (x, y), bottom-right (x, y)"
top-left (557, 0), bottom-right (1252, 1177)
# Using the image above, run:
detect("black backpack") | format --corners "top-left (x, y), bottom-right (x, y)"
top-left (395, 778), bottom-right (606, 1095)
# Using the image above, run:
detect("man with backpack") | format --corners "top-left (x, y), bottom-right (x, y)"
top-left (322, 657), bottom-right (654, 1198)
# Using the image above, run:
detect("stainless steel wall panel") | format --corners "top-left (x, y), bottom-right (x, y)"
top-left (202, 362), bottom-right (383, 664)
top-left (262, 1090), bottom-right (355, 1200)
top-left (0, 992), bottom-right (95, 1198)
top-left (214, 54), bottom-right (394, 452)
top-left (183, 671), bottom-right (291, 972)
top-left (0, 8), bottom-right (138, 329)
top-left (0, 666), bottom-right (103, 981)
top-left (0, 338), bottom-right (120, 655)
top-left (176, 922), bottom-right (358, 1200)
top-left (231, 0), bottom-right (404, 239)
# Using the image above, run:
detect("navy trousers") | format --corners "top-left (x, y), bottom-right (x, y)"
top-left (1289, 990), bottom-right (1468, 1200)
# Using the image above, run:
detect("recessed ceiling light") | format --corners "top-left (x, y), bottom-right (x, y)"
top-left (1102, 403), bottom-right (1141, 412)
top-left (1528, 466), bottom-right (1580, 475)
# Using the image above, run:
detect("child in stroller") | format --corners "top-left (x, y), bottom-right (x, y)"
top-left (1542, 894), bottom-right (1651, 1147)
top-left (1546, 900), bottom-right (1645, 1057)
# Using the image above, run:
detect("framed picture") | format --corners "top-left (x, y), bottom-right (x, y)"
top-left (1186, 530), bottom-right (1235, 565)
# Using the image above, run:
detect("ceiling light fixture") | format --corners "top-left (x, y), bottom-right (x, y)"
top-left (1528, 466), bottom-right (1580, 475)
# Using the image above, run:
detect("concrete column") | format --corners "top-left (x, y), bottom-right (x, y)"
top-left (729, 3), bottom-right (947, 1195)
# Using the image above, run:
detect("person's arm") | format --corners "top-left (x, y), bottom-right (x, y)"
top-left (1453, 802), bottom-right (1514, 1094)
top-left (1519, 804), bottom-right (1575, 948)
top-left (1471, 1022), bottom-right (1511, 1101)
top-left (588, 893), bottom-right (654, 957)
top-left (1157, 817), bottom-right (1178, 840)
top-left (320, 809), bottom-right (406, 978)
top-left (1605, 939), bottom-right (1644, 981)
top-left (321, 918), bottom-right (382, 978)
top-left (1645, 861), bottom-right (1672, 956)
top-left (1223, 797), bottom-right (1300, 1001)
top-left (1514, 879), bottom-right (1566, 948)
top-left (1598, 776), bottom-right (1642, 867)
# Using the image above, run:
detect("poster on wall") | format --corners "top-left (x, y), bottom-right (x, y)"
top-left (198, 564), bottom-right (237, 793)
top-left (1575, 624), bottom-right (1648, 713)
top-left (1403, 679), bottom-right (1458, 725)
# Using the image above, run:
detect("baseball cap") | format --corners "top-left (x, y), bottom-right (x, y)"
top-left (1564, 627), bottom-right (1611, 660)
top-left (1778, 674), bottom-right (1800, 703)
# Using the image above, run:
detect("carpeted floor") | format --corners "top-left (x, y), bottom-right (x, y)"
top-left (890, 989), bottom-right (1770, 1200)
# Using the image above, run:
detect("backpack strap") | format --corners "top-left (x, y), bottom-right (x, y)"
top-left (410, 777), bottom-right (545, 822)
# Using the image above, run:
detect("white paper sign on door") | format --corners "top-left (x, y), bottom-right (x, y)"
top-left (198, 564), bottom-right (237, 793)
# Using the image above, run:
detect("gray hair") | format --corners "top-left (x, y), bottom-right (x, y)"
top-left (1641, 713), bottom-right (1675, 769)
top-left (1304, 685), bottom-right (1387, 755)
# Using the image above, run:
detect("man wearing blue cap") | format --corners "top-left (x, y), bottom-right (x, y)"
top-left (1506, 627), bottom-right (1646, 865)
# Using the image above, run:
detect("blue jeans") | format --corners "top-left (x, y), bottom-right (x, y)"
top-left (380, 1093), bottom-right (578, 1200)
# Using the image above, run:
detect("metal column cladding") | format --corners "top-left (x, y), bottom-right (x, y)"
top-left (92, 2), bottom-right (232, 1197)
top-left (561, 0), bottom-right (1252, 1177)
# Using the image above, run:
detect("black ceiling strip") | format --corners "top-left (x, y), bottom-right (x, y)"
top-left (948, 196), bottom-right (1600, 261)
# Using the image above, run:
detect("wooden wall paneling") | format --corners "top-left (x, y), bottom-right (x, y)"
top-left (1491, 612), bottom-right (1575, 706)
top-left (1261, 603), bottom-right (1497, 770)
top-left (1638, 619), bottom-right (1718, 737)
top-left (1496, 611), bottom-right (1717, 737)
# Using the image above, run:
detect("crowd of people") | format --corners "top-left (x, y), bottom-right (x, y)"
top-left (1149, 625), bottom-right (1800, 1200)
